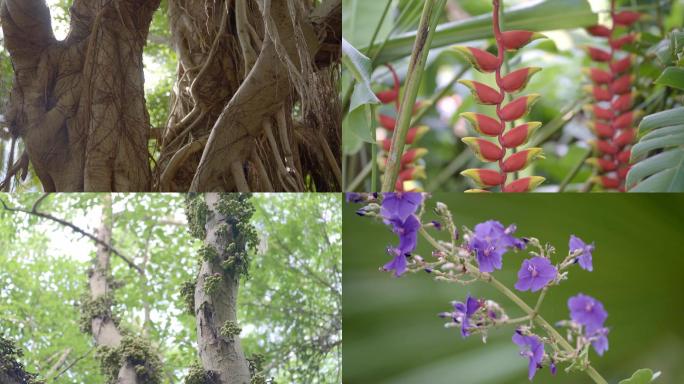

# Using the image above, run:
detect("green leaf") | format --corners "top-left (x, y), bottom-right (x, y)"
top-left (342, 0), bottom-right (394, 48)
top-left (638, 107), bottom-right (684, 134)
top-left (366, 0), bottom-right (596, 64)
top-left (619, 368), bottom-right (660, 384)
top-left (343, 106), bottom-right (374, 155)
top-left (631, 132), bottom-right (684, 160)
top-left (342, 38), bottom-right (381, 113)
top-left (626, 149), bottom-right (684, 190)
top-left (655, 67), bottom-right (684, 91)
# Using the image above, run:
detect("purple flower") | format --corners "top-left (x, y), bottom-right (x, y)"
top-left (512, 332), bottom-right (544, 380)
top-left (550, 361), bottom-right (557, 375)
top-left (514, 257), bottom-right (558, 292)
top-left (569, 235), bottom-right (594, 271)
top-left (452, 295), bottom-right (481, 337)
top-left (345, 192), bottom-right (364, 203)
top-left (568, 294), bottom-right (608, 332)
top-left (381, 192), bottom-right (423, 222)
top-left (382, 247), bottom-right (407, 277)
top-left (389, 214), bottom-right (420, 255)
top-left (588, 326), bottom-right (610, 356)
top-left (469, 220), bottom-right (525, 273)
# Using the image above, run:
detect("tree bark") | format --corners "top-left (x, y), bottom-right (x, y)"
top-left (194, 193), bottom-right (250, 384)
top-left (0, 0), bottom-right (159, 191)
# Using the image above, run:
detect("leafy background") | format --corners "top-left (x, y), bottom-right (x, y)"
top-left (343, 194), bottom-right (684, 383)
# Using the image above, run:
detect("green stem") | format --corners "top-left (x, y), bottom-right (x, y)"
top-left (419, 228), bottom-right (609, 384)
top-left (558, 147), bottom-right (592, 192)
top-left (381, 0), bottom-right (446, 191)
top-left (532, 287), bottom-right (548, 319)
top-left (369, 104), bottom-right (378, 192)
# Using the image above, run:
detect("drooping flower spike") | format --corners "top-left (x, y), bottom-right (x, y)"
top-left (584, 0), bottom-right (641, 191)
top-left (375, 65), bottom-right (430, 191)
top-left (455, 0), bottom-right (546, 193)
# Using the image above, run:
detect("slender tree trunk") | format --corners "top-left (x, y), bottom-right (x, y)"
top-left (0, 0), bottom-right (159, 191)
top-left (193, 193), bottom-right (251, 384)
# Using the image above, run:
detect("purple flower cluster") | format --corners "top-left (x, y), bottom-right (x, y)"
top-left (513, 332), bottom-right (545, 380)
top-left (469, 220), bottom-right (525, 273)
top-left (568, 294), bottom-right (609, 355)
top-left (515, 257), bottom-right (557, 292)
top-left (569, 235), bottom-right (594, 271)
top-left (450, 295), bottom-right (481, 338)
top-left (380, 193), bottom-right (424, 277)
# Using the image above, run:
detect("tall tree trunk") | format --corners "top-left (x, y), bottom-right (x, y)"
top-left (0, 0), bottom-right (159, 191)
top-left (87, 194), bottom-right (140, 383)
top-left (194, 193), bottom-right (251, 383)
top-left (158, 0), bottom-right (341, 192)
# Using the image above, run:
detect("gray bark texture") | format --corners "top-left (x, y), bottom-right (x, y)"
top-left (194, 193), bottom-right (251, 384)
top-left (1, 0), bottom-right (159, 191)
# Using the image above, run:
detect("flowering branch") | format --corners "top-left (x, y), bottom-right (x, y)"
top-left (584, 0), bottom-right (641, 191)
top-left (455, 0), bottom-right (546, 192)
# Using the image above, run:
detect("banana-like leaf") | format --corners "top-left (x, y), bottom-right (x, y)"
top-left (342, 38), bottom-right (381, 112)
top-left (655, 67), bottom-right (684, 91)
top-left (619, 369), bottom-right (661, 384)
top-left (365, 0), bottom-right (597, 64)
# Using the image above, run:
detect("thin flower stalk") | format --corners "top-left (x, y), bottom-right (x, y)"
top-left (455, 0), bottom-right (546, 193)
top-left (584, 0), bottom-right (641, 191)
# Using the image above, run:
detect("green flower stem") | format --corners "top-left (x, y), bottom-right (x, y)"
top-left (558, 147), bottom-right (592, 192)
top-left (369, 104), bottom-right (379, 192)
top-left (419, 227), bottom-right (608, 384)
top-left (532, 287), bottom-right (548, 320)
top-left (381, 0), bottom-right (446, 191)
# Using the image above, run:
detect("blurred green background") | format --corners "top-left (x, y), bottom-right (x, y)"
top-left (343, 194), bottom-right (684, 383)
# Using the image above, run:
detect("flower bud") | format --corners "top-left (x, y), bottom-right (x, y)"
top-left (501, 31), bottom-right (546, 51)
top-left (612, 92), bottom-right (635, 112)
top-left (462, 137), bottom-right (504, 162)
top-left (501, 148), bottom-right (544, 172)
top-left (584, 85), bottom-right (612, 102)
top-left (375, 89), bottom-right (398, 104)
top-left (500, 67), bottom-right (542, 93)
top-left (610, 74), bottom-right (634, 95)
top-left (379, 114), bottom-right (396, 131)
top-left (586, 25), bottom-right (612, 37)
top-left (586, 158), bottom-right (618, 172)
top-left (451, 46), bottom-right (500, 73)
top-left (502, 176), bottom-right (545, 192)
top-left (615, 128), bottom-right (635, 147)
top-left (583, 68), bottom-right (612, 84)
top-left (610, 56), bottom-right (632, 74)
top-left (401, 148), bottom-right (429, 166)
top-left (460, 112), bottom-right (503, 136)
top-left (589, 122), bottom-right (615, 138)
top-left (609, 33), bottom-right (637, 50)
top-left (458, 80), bottom-right (504, 105)
top-left (501, 122), bottom-right (542, 148)
top-left (499, 94), bottom-right (540, 122)
top-left (592, 176), bottom-right (620, 189)
top-left (617, 149), bottom-right (631, 164)
top-left (461, 169), bottom-right (505, 188)
top-left (587, 47), bottom-right (611, 62)
top-left (614, 11), bottom-right (641, 26)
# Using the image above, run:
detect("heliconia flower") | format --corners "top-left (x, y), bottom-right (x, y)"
top-left (586, 158), bottom-right (618, 172)
top-left (569, 235), bottom-right (594, 272)
top-left (618, 166), bottom-right (631, 180)
top-left (613, 11), bottom-right (641, 26)
top-left (461, 112), bottom-right (503, 136)
top-left (584, 85), bottom-right (612, 102)
top-left (609, 56), bottom-right (632, 74)
top-left (462, 137), bottom-right (504, 162)
top-left (398, 166), bottom-right (426, 182)
top-left (589, 122), bottom-right (615, 138)
top-left (613, 111), bottom-right (638, 129)
top-left (592, 175), bottom-right (621, 189)
top-left (610, 74), bottom-right (634, 94)
top-left (501, 30), bottom-right (546, 51)
top-left (458, 80), bottom-right (504, 105)
top-left (501, 122), bottom-right (542, 148)
top-left (585, 25), bottom-right (612, 37)
top-left (617, 149), bottom-right (631, 163)
top-left (587, 47), bottom-right (611, 62)
top-left (583, 68), bottom-right (612, 84)
top-left (514, 256), bottom-right (557, 292)
top-left (381, 126), bottom-right (430, 151)
top-left (400, 148), bottom-right (428, 166)
top-left (452, 46), bottom-right (500, 73)
top-left (502, 176), bottom-right (546, 193)
top-left (499, 94), bottom-right (540, 122)
top-left (594, 140), bottom-right (619, 155)
top-left (461, 169), bottom-right (505, 188)
top-left (500, 67), bottom-right (542, 93)
top-left (379, 114), bottom-right (396, 130)
top-left (501, 148), bottom-right (544, 173)
top-left (512, 332), bottom-right (545, 380)
top-left (375, 89), bottom-right (398, 104)
top-left (609, 33), bottom-right (637, 50)
top-left (592, 105), bottom-right (613, 120)
top-left (612, 92), bottom-right (635, 112)
top-left (615, 129), bottom-right (635, 147)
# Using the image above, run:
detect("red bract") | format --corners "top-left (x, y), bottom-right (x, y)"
top-left (379, 114), bottom-right (396, 131)
top-left (584, 1), bottom-right (640, 191)
top-left (586, 25), bottom-right (612, 37)
top-left (401, 148), bottom-right (428, 166)
top-left (456, 0), bottom-right (545, 192)
top-left (376, 90), bottom-right (398, 104)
